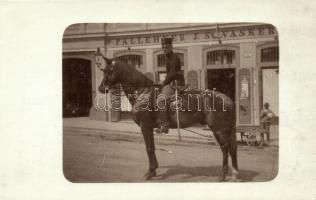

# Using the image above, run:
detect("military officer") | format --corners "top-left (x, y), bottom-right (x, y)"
top-left (155, 37), bottom-right (185, 134)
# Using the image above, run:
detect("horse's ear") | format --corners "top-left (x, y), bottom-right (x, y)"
top-left (102, 56), bottom-right (113, 65)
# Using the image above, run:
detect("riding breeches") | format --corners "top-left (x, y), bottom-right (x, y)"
top-left (157, 84), bottom-right (175, 111)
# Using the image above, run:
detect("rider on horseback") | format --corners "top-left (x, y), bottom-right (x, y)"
top-left (154, 37), bottom-right (185, 134)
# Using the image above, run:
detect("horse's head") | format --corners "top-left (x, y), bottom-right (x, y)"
top-left (98, 57), bottom-right (121, 93)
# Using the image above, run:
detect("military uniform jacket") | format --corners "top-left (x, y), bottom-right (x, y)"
top-left (163, 52), bottom-right (185, 86)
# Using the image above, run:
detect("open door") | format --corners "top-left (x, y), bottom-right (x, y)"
top-left (62, 58), bottom-right (92, 117)
top-left (207, 68), bottom-right (235, 101)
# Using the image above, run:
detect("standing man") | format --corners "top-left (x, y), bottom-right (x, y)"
top-left (260, 102), bottom-right (275, 145)
top-left (155, 37), bottom-right (185, 134)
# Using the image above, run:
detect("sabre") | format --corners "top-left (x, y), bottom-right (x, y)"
top-left (175, 80), bottom-right (181, 141)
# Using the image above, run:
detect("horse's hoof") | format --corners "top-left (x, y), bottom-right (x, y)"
top-left (231, 174), bottom-right (242, 182)
top-left (231, 175), bottom-right (240, 182)
top-left (231, 177), bottom-right (242, 182)
top-left (144, 170), bottom-right (157, 180)
top-left (232, 169), bottom-right (240, 182)
top-left (217, 175), bottom-right (226, 182)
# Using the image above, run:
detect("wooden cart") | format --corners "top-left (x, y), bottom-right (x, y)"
top-left (236, 126), bottom-right (266, 146)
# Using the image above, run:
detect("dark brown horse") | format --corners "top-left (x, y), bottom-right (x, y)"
top-left (98, 58), bottom-right (239, 181)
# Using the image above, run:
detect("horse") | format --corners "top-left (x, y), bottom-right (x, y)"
top-left (98, 58), bottom-right (239, 181)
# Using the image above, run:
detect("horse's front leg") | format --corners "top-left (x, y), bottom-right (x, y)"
top-left (141, 125), bottom-right (158, 180)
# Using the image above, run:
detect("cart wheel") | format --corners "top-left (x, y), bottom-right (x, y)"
top-left (246, 132), bottom-right (257, 146)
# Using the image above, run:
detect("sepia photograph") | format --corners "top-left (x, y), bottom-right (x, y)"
top-left (1, 1), bottom-right (316, 199)
top-left (62, 23), bottom-right (279, 182)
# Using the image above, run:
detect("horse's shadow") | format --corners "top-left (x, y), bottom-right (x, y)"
top-left (154, 165), bottom-right (259, 182)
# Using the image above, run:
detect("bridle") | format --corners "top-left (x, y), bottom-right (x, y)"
top-left (98, 60), bottom-right (117, 93)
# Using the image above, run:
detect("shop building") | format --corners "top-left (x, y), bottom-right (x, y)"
top-left (62, 23), bottom-right (279, 127)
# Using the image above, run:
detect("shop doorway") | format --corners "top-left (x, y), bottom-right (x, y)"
top-left (62, 58), bottom-right (92, 117)
top-left (261, 67), bottom-right (279, 116)
top-left (207, 69), bottom-right (235, 101)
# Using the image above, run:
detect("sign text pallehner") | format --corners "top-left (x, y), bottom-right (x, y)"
top-left (109, 26), bottom-right (277, 47)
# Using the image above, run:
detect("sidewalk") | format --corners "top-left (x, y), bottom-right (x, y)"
top-left (63, 117), bottom-right (214, 144)
top-left (63, 117), bottom-right (279, 146)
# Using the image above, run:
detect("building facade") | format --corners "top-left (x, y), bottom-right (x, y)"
top-left (62, 23), bottom-right (279, 127)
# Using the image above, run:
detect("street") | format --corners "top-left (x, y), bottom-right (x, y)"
top-left (63, 128), bottom-right (278, 182)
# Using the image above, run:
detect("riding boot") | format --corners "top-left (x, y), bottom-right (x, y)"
top-left (154, 110), bottom-right (169, 134)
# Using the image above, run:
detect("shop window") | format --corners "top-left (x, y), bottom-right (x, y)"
top-left (260, 45), bottom-right (279, 117)
top-left (206, 50), bottom-right (235, 65)
top-left (157, 53), bottom-right (184, 67)
top-left (261, 47), bottom-right (279, 62)
top-left (116, 54), bottom-right (143, 68)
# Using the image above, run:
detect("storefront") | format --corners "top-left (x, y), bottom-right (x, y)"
top-left (62, 23), bottom-right (279, 127)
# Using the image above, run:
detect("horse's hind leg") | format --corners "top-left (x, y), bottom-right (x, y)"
top-left (229, 140), bottom-right (239, 181)
top-left (141, 125), bottom-right (158, 180)
top-left (213, 131), bottom-right (229, 181)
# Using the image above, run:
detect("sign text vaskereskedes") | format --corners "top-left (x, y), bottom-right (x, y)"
top-left (108, 26), bottom-right (277, 47)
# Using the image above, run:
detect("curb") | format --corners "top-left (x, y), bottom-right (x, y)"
top-left (63, 126), bottom-right (215, 146)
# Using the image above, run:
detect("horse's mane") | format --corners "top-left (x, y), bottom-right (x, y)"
top-left (114, 60), bottom-right (154, 87)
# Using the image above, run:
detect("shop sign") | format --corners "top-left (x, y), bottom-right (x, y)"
top-left (109, 26), bottom-right (277, 47)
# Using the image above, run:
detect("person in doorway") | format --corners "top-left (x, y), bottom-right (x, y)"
top-left (154, 37), bottom-right (185, 134)
top-left (259, 102), bottom-right (275, 146)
